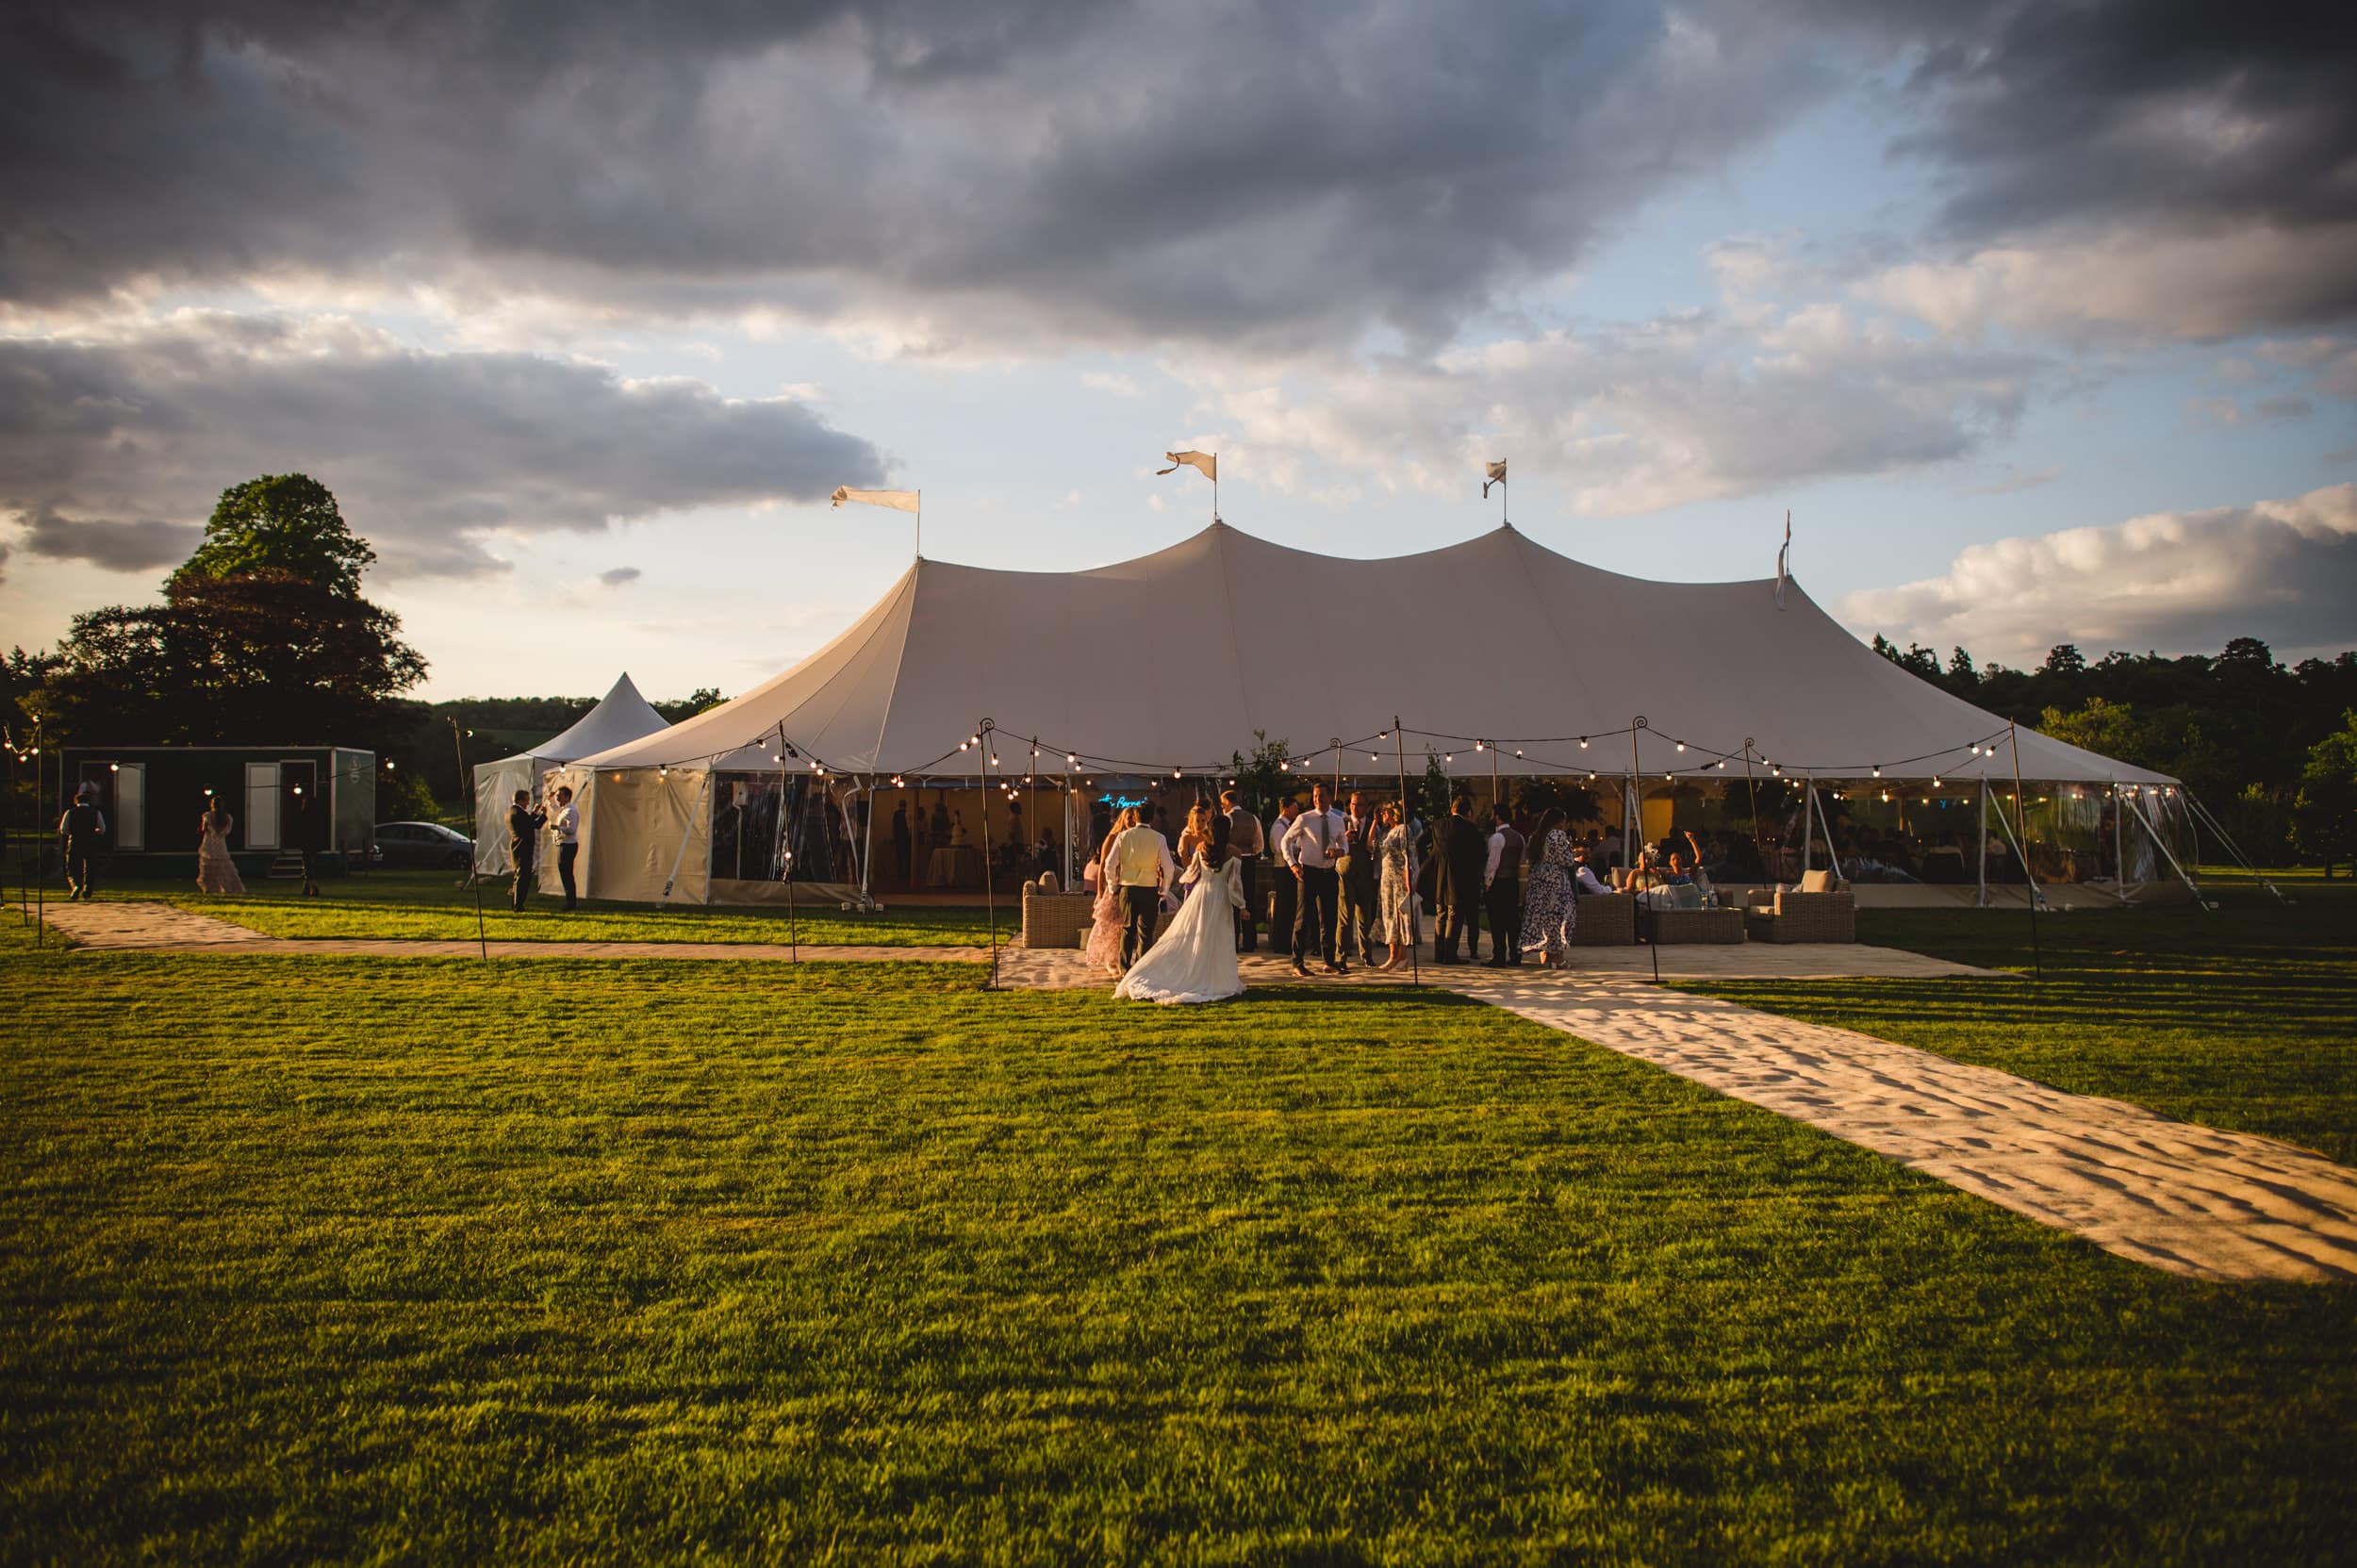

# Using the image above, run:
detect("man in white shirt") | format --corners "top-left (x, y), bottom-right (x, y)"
top-left (1280, 781), bottom-right (1349, 976)
top-left (1222, 789), bottom-right (1264, 951)
top-left (550, 784), bottom-right (582, 911)
top-left (1109, 813), bottom-right (1178, 970)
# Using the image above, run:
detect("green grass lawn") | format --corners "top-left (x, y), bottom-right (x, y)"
top-left (1688, 882), bottom-right (2357, 1164)
top-left (3, 921), bottom-right (2352, 1562)
top-left (74, 868), bottom-right (1002, 947)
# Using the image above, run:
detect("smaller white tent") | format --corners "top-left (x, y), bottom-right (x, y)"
top-left (472, 672), bottom-right (671, 877)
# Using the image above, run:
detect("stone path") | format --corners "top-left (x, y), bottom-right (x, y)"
top-left (27, 901), bottom-right (2357, 1283)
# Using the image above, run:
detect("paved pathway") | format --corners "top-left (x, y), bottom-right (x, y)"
top-left (28, 901), bottom-right (2357, 1282)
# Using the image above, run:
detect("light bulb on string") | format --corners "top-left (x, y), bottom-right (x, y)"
top-left (1578, 736), bottom-right (1589, 749)
top-left (1675, 742), bottom-right (1685, 752)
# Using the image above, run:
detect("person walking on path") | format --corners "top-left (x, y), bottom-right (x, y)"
top-left (196, 804), bottom-right (246, 896)
top-left (58, 784), bottom-right (106, 901)
top-left (507, 788), bottom-right (547, 913)
top-left (1484, 809), bottom-right (1525, 966)
top-left (1429, 794), bottom-right (1489, 964)
top-left (550, 784), bottom-right (581, 911)
top-left (1522, 808), bottom-right (1580, 969)
top-left (1281, 781), bottom-right (1348, 977)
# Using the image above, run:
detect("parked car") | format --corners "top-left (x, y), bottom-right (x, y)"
top-left (373, 820), bottom-right (474, 869)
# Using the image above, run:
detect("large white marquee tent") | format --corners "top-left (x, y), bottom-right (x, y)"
top-left (564, 523), bottom-right (2180, 904)
top-left (472, 671), bottom-right (671, 878)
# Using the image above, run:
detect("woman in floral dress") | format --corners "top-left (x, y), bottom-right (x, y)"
top-left (1376, 801), bottom-right (1421, 971)
top-left (1521, 808), bottom-right (1578, 967)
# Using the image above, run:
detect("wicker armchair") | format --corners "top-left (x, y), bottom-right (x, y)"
top-left (1742, 887), bottom-right (1856, 944)
top-left (1019, 887), bottom-right (1096, 949)
top-left (1571, 892), bottom-right (1637, 946)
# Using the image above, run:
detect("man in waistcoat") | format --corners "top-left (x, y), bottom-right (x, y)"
top-left (1335, 789), bottom-right (1381, 966)
top-left (1222, 789), bottom-right (1264, 950)
top-left (58, 784), bottom-right (107, 900)
top-left (1484, 808), bottom-right (1526, 966)
top-left (1428, 794), bottom-right (1489, 964)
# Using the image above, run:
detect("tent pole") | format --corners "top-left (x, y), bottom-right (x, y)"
top-left (1801, 771), bottom-right (1813, 880)
top-left (2005, 721), bottom-right (2042, 980)
top-left (980, 718), bottom-right (999, 991)
top-left (2121, 778), bottom-right (2140, 910)
top-left (1978, 778), bottom-right (1989, 909)
top-left (449, 718), bottom-right (486, 960)
top-left (1393, 716), bottom-right (1416, 984)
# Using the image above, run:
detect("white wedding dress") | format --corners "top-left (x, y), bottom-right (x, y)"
top-left (1113, 852), bottom-right (1248, 1005)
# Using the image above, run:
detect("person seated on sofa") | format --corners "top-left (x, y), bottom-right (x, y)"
top-left (1569, 847), bottom-right (1613, 898)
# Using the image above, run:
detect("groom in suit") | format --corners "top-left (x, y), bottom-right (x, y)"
top-left (1109, 812), bottom-right (1178, 971)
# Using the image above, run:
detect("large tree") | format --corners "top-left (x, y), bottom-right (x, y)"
top-left (31, 475), bottom-right (425, 746)
top-left (178, 472), bottom-right (377, 598)
top-left (2292, 711), bottom-right (2357, 877)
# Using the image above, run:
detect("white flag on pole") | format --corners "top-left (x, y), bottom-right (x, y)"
top-left (830, 487), bottom-right (919, 512)
top-left (1774, 510), bottom-right (1791, 610)
top-left (1157, 451), bottom-right (1216, 481)
top-left (1482, 459), bottom-right (1508, 498)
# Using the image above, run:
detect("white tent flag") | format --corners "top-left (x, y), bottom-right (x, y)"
top-left (831, 487), bottom-right (919, 512)
top-left (1774, 510), bottom-right (1792, 611)
top-left (1157, 451), bottom-right (1216, 481)
top-left (1482, 459), bottom-right (1508, 498)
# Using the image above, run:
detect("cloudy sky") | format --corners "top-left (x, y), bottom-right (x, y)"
top-left (2, 0), bottom-right (2352, 701)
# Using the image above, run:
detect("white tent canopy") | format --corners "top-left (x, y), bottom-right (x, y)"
top-left (473, 671), bottom-right (672, 875)
top-left (579, 523), bottom-right (2174, 788)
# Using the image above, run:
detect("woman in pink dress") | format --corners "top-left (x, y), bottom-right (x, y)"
top-left (195, 806), bottom-right (246, 895)
top-left (1082, 808), bottom-right (1136, 975)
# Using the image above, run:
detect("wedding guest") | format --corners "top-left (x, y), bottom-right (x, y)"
top-left (1083, 808), bottom-right (1137, 975)
top-left (1484, 807), bottom-right (1525, 966)
top-left (1265, 796), bottom-right (1301, 966)
top-left (506, 788), bottom-right (546, 912)
top-left (58, 783), bottom-right (106, 901)
top-left (550, 784), bottom-right (581, 911)
top-left (891, 802), bottom-right (913, 887)
top-left (1429, 793), bottom-right (1489, 964)
top-left (1280, 781), bottom-right (1348, 978)
top-left (1375, 801), bottom-right (1420, 971)
top-left (1522, 808), bottom-right (1580, 968)
top-left (1108, 808), bottom-right (1178, 970)
top-left (1221, 789), bottom-right (1264, 951)
top-left (1336, 790), bottom-right (1381, 965)
top-left (1175, 802), bottom-right (1214, 906)
top-left (195, 802), bottom-right (245, 896)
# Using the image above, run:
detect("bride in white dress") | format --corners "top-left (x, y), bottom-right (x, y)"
top-left (1114, 829), bottom-right (1249, 1005)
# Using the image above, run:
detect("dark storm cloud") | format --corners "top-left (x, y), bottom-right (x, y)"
top-left (1878, 2), bottom-right (2357, 237)
top-left (0, 315), bottom-right (887, 580)
top-left (19, 507), bottom-right (202, 572)
top-left (0, 0), bottom-right (1833, 346)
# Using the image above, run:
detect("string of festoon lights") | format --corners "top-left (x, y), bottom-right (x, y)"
top-left (615, 716), bottom-right (2036, 794)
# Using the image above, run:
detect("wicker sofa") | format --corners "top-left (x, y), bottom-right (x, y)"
top-left (1742, 881), bottom-right (1857, 943)
top-left (1650, 905), bottom-right (1748, 944)
top-left (1570, 891), bottom-right (1637, 946)
top-left (1019, 886), bottom-right (1097, 949)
